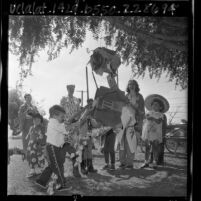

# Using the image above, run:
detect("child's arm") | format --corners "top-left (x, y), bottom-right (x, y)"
top-left (146, 115), bottom-right (163, 124)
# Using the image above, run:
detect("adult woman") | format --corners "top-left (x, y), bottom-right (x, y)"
top-left (118, 80), bottom-right (145, 169)
top-left (18, 94), bottom-right (38, 158)
top-left (126, 79), bottom-right (145, 134)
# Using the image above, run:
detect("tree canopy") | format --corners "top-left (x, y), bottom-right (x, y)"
top-left (9, 16), bottom-right (188, 89)
top-left (8, 88), bottom-right (24, 119)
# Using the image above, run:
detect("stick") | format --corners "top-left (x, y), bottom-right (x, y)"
top-left (86, 66), bottom-right (89, 100)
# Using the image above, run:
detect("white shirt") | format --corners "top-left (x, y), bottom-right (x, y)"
top-left (46, 118), bottom-right (66, 147)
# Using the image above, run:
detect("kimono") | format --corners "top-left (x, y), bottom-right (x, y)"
top-left (18, 103), bottom-right (38, 155)
top-left (27, 125), bottom-right (46, 170)
top-left (60, 96), bottom-right (80, 121)
top-left (60, 96), bottom-right (80, 134)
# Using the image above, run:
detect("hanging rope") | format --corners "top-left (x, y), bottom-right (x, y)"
top-left (92, 70), bottom-right (98, 89)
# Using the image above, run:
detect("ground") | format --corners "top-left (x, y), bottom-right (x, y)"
top-left (7, 128), bottom-right (187, 197)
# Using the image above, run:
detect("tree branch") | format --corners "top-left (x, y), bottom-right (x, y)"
top-left (162, 18), bottom-right (188, 29)
top-left (104, 17), bottom-right (187, 52)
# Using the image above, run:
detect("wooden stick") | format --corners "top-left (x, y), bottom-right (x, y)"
top-left (86, 66), bottom-right (89, 100)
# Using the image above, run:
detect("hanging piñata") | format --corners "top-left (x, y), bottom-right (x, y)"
top-left (89, 47), bottom-right (121, 76)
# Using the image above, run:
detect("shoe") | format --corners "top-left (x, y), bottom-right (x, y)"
top-left (125, 165), bottom-right (133, 169)
top-left (47, 187), bottom-right (54, 195)
top-left (102, 164), bottom-right (110, 170)
top-left (140, 163), bottom-right (149, 169)
top-left (55, 183), bottom-right (62, 190)
top-left (149, 161), bottom-right (157, 169)
top-left (35, 180), bottom-right (48, 189)
top-left (26, 172), bottom-right (36, 178)
top-left (88, 168), bottom-right (98, 173)
top-left (119, 163), bottom-right (126, 169)
top-left (110, 164), bottom-right (115, 170)
top-left (56, 184), bottom-right (72, 191)
top-left (26, 169), bottom-right (36, 178)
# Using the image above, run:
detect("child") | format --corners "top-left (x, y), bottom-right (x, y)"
top-left (26, 113), bottom-right (46, 177)
top-left (101, 128), bottom-right (116, 170)
top-left (158, 113), bottom-right (167, 165)
top-left (141, 94), bottom-right (169, 169)
top-left (78, 99), bottom-right (99, 174)
top-left (35, 105), bottom-right (73, 191)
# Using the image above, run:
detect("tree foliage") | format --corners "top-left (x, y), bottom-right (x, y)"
top-left (8, 89), bottom-right (24, 119)
top-left (9, 16), bottom-right (188, 89)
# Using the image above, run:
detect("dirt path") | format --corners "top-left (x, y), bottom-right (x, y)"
top-left (8, 130), bottom-right (187, 196)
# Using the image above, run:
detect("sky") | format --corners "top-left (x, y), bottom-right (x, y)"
top-left (8, 24), bottom-right (188, 124)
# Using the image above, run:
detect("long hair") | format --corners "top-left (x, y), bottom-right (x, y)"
top-left (126, 80), bottom-right (140, 94)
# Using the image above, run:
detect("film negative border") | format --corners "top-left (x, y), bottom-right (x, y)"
top-left (7, 0), bottom-right (190, 16)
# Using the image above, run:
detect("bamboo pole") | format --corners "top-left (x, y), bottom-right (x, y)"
top-left (117, 69), bottom-right (119, 87)
top-left (86, 66), bottom-right (89, 100)
top-left (92, 70), bottom-right (98, 89)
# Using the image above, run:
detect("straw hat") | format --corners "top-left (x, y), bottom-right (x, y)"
top-left (145, 94), bottom-right (169, 113)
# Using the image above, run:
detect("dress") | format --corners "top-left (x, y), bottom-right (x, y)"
top-left (27, 125), bottom-right (46, 169)
top-left (142, 111), bottom-right (164, 143)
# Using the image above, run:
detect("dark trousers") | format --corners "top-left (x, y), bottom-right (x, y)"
top-left (102, 129), bottom-right (116, 165)
top-left (37, 144), bottom-right (65, 187)
top-left (104, 151), bottom-right (115, 164)
top-left (60, 143), bottom-right (76, 164)
top-left (158, 143), bottom-right (165, 164)
top-left (144, 140), bottom-right (159, 163)
top-left (62, 142), bottom-right (81, 177)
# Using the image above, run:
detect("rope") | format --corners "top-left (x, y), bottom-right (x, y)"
top-left (92, 71), bottom-right (98, 89)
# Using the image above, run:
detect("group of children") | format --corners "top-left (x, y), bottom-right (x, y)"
top-left (23, 92), bottom-right (169, 194)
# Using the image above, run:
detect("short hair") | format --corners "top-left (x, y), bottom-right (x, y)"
top-left (126, 80), bottom-right (140, 94)
top-left (32, 113), bottom-right (43, 123)
top-left (49, 105), bottom-right (65, 118)
top-left (24, 93), bottom-right (31, 99)
top-left (151, 99), bottom-right (164, 112)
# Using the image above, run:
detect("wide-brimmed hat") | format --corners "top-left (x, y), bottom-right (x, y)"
top-left (145, 94), bottom-right (169, 113)
top-left (28, 112), bottom-right (43, 123)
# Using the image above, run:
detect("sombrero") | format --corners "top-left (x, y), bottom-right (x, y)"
top-left (145, 94), bottom-right (169, 113)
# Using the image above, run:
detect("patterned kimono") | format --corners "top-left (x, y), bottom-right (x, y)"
top-left (60, 96), bottom-right (81, 176)
top-left (60, 96), bottom-right (80, 132)
top-left (60, 96), bottom-right (80, 121)
top-left (27, 125), bottom-right (46, 170)
top-left (18, 103), bottom-right (38, 155)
